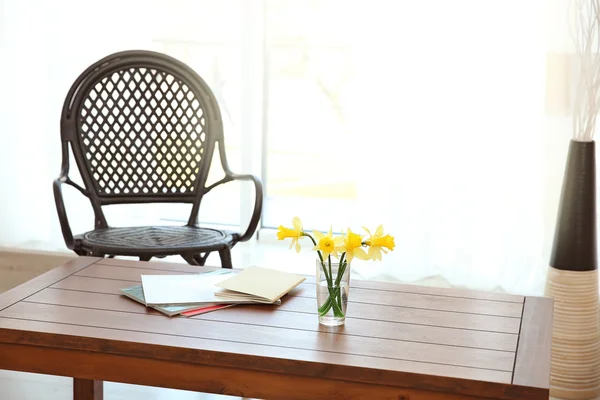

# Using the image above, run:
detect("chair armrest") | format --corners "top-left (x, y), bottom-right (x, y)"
top-left (227, 172), bottom-right (264, 242)
top-left (53, 176), bottom-right (88, 250)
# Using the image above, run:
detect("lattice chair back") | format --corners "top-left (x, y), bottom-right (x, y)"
top-left (60, 50), bottom-right (224, 229)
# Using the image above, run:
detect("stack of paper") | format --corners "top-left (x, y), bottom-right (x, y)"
top-left (121, 283), bottom-right (235, 317)
top-left (120, 269), bottom-right (287, 318)
top-left (215, 266), bottom-right (306, 303)
top-left (141, 269), bottom-right (244, 306)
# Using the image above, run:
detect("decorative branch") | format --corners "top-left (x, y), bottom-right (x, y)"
top-left (571, 0), bottom-right (600, 142)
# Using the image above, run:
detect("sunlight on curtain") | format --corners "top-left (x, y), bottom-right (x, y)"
top-left (0, 0), bottom-right (571, 295)
top-left (264, 0), bottom-right (552, 294)
top-left (356, 1), bottom-right (548, 294)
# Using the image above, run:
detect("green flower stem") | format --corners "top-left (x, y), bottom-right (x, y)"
top-left (317, 255), bottom-right (336, 313)
top-left (336, 253), bottom-right (347, 285)
top-left (303, 233), bottom-right (344, 317)
top-left (328, 255), bottom-right (333, 289)
top-left (327, 255), bottom-right (341, 315)
top-left (319, 258), bottom-right (344, 317)
top-left (317, 254), bottom-right (349, 317)
top-left (332, 253), bottom-right (347, 312)
top-left (331, 258), bottom-right (348, 313)
top-left (335, 253), bottom-right (348, 309)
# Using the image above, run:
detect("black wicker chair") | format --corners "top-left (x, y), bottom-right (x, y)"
top-left (53, 50), bottom-right (263, 267)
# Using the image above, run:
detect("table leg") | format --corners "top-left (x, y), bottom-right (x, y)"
top-left (73, 378), bottom-right (103, 400)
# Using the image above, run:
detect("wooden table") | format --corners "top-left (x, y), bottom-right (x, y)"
top-left (0, 257), bottom-right (552, 400)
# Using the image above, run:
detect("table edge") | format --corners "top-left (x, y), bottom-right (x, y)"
top-left (512, 296), bottom-right (553, 389)
top-left (0, 325), bottom-right (544, 400)
top-left (0, 256), bottom-right (100, 311)
top-left (0, 341), bottom-right (534, 400)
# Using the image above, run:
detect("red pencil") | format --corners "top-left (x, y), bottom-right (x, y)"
top-left (180, 303), bottom-right (235, 317)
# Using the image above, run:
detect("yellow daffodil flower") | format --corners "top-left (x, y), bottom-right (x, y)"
top-left (313, 226), bottom-right (342, 259)
top-left (277, 216), bottom-right (304, 253)
top-left (363, 225), bottom-right (395, 261)
top-left (279, 217), bottom-right (395, 320)
top-left (338, 228), bottom-right (368, 262)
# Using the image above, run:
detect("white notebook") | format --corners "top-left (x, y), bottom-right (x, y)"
top-left (214, 266), bottom-right (306, 303)
top-left (141, 269), bottom-right (251, 306)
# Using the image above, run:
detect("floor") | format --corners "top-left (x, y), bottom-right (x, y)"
top-left (0, 362), bottom-right (580, 400)
top-left (0, 370), bottom-right (242, 400)
top-left (0, 370), bottom-right (583, 400)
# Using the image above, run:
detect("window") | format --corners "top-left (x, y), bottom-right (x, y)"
top-left (1, 0), bottom-right (552, 294)
top-left (126, 0), bottom-right (546, 244)
top-left (263, 0), bottom-right (358, 231)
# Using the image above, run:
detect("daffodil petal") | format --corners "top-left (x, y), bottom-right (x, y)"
top-left (354, 247), bottom-right (368, 260)
top-left (295, 241), bottom-right (301, 253)
top-left (374, 247), bottom-right (383, 261)
top-left (362, 226), bottom-right (372, 236)
top-left (375, 224), bottom-right (384, 236)
top-left (292, 216), bottom-right (302, 231)
top-left (367, 246), bottom-right (375, 259)
top-left (313, 230), bottom-right (324, 240)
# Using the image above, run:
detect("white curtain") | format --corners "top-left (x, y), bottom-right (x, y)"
top-left (0, 0), bottom-right (574, 295)
top-left (0, 0), bottom-right (160, 249)
top-left (0, 0), bottom-right (243, 249)
top-left (341, 0), bottom-right (552, 295)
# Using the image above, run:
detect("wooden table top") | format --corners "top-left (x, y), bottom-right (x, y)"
top-left (0, 257), bottom-right (552, 400)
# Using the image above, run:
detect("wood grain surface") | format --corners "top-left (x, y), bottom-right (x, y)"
top-left (513, 296), bottom-right (553, 393)
top-left (0, 257), bottom-right (552, 400)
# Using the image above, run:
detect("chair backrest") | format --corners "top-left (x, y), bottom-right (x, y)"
top-left (60, 50), bottom-right (225, 226)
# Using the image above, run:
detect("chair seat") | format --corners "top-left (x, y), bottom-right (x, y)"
top-left (76, 226), bottom-right (234, 256)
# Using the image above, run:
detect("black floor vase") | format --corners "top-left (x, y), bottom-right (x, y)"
top-left (545, 140), bottom-right (600, 399)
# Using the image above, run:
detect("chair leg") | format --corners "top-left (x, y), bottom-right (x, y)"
top-left (193, 253), bottom-right (210, 266)
top-left (181, 254), bottom-right (200, 265)
top-left (219, 247), bottom-right (233, 269)
top-left (139, 256), bottom-right (152, 262)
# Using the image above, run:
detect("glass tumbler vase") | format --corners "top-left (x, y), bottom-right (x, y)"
top-left (316, 259), bottom-right (350, 326)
